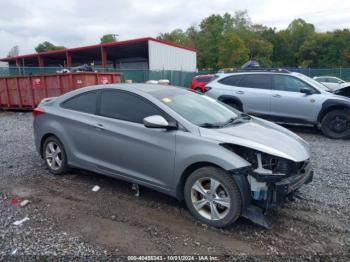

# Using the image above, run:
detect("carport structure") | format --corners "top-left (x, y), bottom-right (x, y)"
top-left (1, 37), bottom-right (197, 71)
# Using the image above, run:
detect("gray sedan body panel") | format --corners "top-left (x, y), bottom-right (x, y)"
top-left (83, 114), bottom-right (176, 189)
top-left (35, 107), bottom-right (105, 171)
top-left (173, 129), bottom-right (251, 180)
top-left (200, 117), bottom-right (310, 162)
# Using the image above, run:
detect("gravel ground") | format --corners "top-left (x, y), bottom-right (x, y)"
top-left (0, 112), bottom-right (349, 261)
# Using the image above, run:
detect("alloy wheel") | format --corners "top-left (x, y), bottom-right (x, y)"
top-left (190, 177), bottom-right (231, 220)
top-left (45, 141), bottom-right (63, 170)
top-left (330, 115), bottom-right (348, 133)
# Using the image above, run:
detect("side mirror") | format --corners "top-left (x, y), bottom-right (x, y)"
top-left (300, 88), bottom-right (312, 95)
top-left (143, 115), bottom-right (169, 129)
top-left (338, 80), bottom-right (343, 84)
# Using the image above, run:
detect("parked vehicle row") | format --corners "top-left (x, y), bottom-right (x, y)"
top-left (205, 69), bottom-right (350, 139)
top-left (33, 84), bottom-right (313, 228)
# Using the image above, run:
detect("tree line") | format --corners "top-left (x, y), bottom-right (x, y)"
top-left (33, 34), bottom-right (118, 53)
top-left (157, 11), bottom-right (350, 70)
top-left (8, 11), bottom-right (350, 70)
top-left (7, 34), bottom-right (118, 57)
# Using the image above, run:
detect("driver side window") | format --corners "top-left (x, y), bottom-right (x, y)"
top-left (99, 90), bottom-right (164, 124)
top-left (272, 75), bottom-right (312, 93)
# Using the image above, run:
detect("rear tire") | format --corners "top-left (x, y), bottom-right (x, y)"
top-left (43, 136), bottom-right (68, 175)
top-left (320, 110), bottom-right (350, 139)
top-left (184, 167), bottom-right (242, 228)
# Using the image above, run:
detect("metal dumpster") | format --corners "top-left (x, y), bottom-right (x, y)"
top-left (0, 72), bottom-right (122, 109)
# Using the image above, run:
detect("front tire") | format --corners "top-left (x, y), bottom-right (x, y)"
top-left (43, 136), bottom-right (68, 175)
top-left (320, 110), bottom-right (350, 139)
top-left (184, 167), bottom-right (242, 227)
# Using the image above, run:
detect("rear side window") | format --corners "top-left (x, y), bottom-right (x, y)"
top-left (62, 91), bottom-right (98, 114)
top-left (238, 74), bottom-right (271, 89)
top-left (219, 75), bottom-right (243, 86)
top-left (99, 90), bottom-right (163, 124)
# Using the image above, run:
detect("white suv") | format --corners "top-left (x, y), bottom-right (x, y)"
top-left (206, 70), bottom-right (350, 139)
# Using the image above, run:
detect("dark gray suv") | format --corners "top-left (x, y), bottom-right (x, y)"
top-left (206, 70), bottom-right (350, 139)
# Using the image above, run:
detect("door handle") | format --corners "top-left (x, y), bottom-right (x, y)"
top-left (236, 91), bottom-right (244, 95)
top-left (94, 123), bottom-right (105, 130)
top-left (272, 94), bottom-right (282, 98)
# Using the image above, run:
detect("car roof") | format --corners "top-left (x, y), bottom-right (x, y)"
top-left (118, 83), bottom-right (181, 93)
top-left (215, 71), bottom-right (294, 78)
top-left (314, 76), bottom-right (337, 78)
top-left (66, 83), bottom-right (188, 98)
top-left (194, 74), bottom-right (213, 78)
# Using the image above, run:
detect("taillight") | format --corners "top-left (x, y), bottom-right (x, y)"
top-left (32, 107), bottom-right (46, 117)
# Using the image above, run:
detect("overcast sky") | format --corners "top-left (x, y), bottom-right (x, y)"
top-left (0, 0), bottom-right (350, 58)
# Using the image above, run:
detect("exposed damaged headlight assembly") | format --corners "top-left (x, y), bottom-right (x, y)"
top-left (221, 143), bottom-right (299, 178)
top-left (221, 143), bottom-right (302, 201)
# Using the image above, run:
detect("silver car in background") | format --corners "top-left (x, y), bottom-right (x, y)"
top-left (313, 76), bottom-right (350, 90)
top-left (33, 84), bottom-right (313, 228)
top-left (206, 70), bottom-right (350, 139)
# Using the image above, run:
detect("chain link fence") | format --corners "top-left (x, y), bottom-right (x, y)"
top-left (1, 66), bottom-right (350, 87)
top-left (0, 66), bottom-right (215, 88)
top-left (286, 67), bottom-right (350, 80)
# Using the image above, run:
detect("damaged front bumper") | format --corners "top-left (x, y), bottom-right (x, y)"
top-left (273, 163), bottom-right (313, 207)
top-left (233, 161), bottom-right (314, 229)
top-left (254, 160), bottom-right (314, 210)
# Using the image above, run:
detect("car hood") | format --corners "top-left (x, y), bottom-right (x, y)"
top-left (340, 82), bottom-right (350, 88)
top-left (199, 117), bottom-right (310, 162)
top-left (332, 85), bottom-right (350, 98)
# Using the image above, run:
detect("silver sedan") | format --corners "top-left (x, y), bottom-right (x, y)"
top-left (33, 84), bottom-right (313, 228)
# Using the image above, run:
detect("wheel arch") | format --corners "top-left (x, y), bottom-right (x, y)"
top-left (317, 99), bottom-right (350, 122)
top-left (217, 95), bottom-right (243, 110)
top-left (175, 162), bottom-right (221, 200)
top-left (175, 162), bottom-right (252, 210)
top-left (194, 86), bottom-right (204, 93)
top-left (40, 133), bottom-right (62, 158)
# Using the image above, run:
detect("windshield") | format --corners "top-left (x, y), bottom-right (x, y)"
top-left (294, 73), bottom-right (330, 91)
top-left (155, 91), bottom-right (239, 127)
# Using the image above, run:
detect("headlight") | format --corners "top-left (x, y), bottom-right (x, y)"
top-left (220, 144), bottom-right (297, 177)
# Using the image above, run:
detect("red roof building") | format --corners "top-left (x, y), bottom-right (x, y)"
top-left (0, 37), bottom-right (197, 71)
